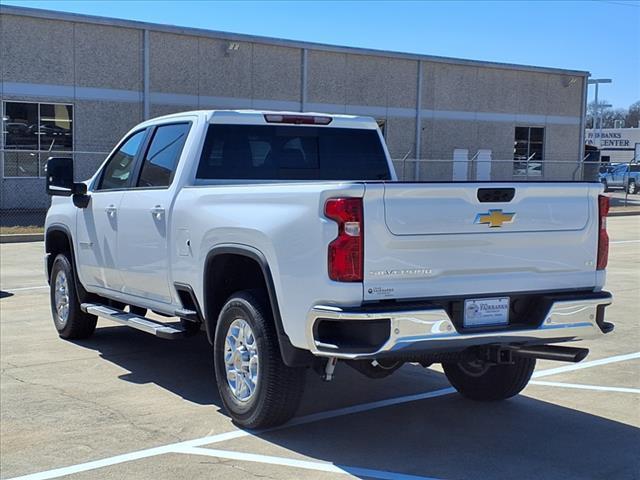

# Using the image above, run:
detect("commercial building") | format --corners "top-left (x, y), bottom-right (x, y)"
top-left (585, 127), bottom-right (640, 164)
top-left (1, 5), bottom-right (589, 216)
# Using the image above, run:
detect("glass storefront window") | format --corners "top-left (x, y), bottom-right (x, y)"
top-left (2, 101), bottom-right (74, 178)
top-left (513, 126), bottom-right (544, 177)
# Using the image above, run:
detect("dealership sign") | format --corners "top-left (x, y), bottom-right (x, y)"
top-left (585, 128), bottom-right (640, 149)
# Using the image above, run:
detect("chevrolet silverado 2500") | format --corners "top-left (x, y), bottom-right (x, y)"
top-left (45, 110), bottom-right (613, 428)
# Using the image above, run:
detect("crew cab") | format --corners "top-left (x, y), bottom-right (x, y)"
top-left (600, 162), bottom-right (639, 194)
top-left (45, 110), bottom-right (613, 428)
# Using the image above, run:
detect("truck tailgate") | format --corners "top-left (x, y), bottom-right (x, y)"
top-left (363, 182), bottom-right (601, 302)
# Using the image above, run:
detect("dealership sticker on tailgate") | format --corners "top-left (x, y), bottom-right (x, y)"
top-left (464, 297), bottom-right (510, 327)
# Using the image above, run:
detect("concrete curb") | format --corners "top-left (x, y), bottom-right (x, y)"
top-left (0, 233), bottom-right (44, 244)
top-left (609, 210), bottom-right (640, 217)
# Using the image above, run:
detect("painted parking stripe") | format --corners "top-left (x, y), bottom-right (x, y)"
top-left (2, 285), bottom-right (48, 293)
top-left (530, 380), bottom-right (640, 394)
top-left (7, 353), bottom-right (639, 480)
top-left (532, 351), bottom-right (640, 379)
top-left (179, 446), bottom-right (442, 480)
top-left (5, 387), bottom-right (454, 480)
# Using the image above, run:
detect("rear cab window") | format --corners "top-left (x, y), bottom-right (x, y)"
top-left (196, 124), bottom-right (391, 181)
top-left (137, 122), bottom-right (191, 188)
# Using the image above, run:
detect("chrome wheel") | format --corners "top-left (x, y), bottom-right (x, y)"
top-left (224, 318), bottom-right (259, 402)
top-left (54, 270), bottom-right (70, 327)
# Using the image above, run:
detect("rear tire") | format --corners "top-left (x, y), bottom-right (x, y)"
top-left (443, 355), bottom-right (535, 401)
top-left (213, 290), bottom-right (306, 429)
top-left (49, 254), bottom-right (97, 339)
top-left (627, 179), bottom-right (637, 195)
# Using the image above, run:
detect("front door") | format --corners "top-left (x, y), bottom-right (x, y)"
top-left (117, 122), bottom-right (191, 304)
top-left (76, 129), bottom-right (147, 292)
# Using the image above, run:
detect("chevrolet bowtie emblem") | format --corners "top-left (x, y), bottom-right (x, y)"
top-left (475, 209), bottom-right (515, 228)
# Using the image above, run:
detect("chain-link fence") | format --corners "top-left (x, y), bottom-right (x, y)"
top-left (391, 158), bottom-right (603, 182)
top-left (0, 150), bottom-right (109, 231)
top-left (0, 152), bottom-right (633, 231)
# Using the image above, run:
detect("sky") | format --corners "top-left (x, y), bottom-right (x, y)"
top-left (3, 0), bottom-right (639, 109)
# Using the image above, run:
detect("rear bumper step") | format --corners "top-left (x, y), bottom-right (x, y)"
top-left (511, 345), bottom-right (589, 363)
top-left (81, 303), bottom-right (187, 339)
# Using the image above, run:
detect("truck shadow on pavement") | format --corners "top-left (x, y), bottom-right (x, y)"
top-left (75, 325), bottom-right (640, 480)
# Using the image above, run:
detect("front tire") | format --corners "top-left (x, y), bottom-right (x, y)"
top-left (627, 179), bottom-right (637, 195)
top-left (443, 355), bottom-right (535, 401)
top-left (49, 254), bottom-right (97, 339)
top-left (213, 290), bottom-right (306, 429)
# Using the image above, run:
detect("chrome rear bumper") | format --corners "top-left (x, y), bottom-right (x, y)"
top-left (307, 292), bottom-right (613, 360)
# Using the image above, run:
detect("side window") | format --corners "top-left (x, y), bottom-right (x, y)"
top-left (98, 130), bottom-right (146, 190)
top-left (137, 123), bottom-right (190, 188)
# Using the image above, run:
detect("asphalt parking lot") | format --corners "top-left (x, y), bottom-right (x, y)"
top-left (1, 216), bottom-right (639, 480)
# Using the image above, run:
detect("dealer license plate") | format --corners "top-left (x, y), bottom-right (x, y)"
top-left (463, 297), bottom-right (510, 327)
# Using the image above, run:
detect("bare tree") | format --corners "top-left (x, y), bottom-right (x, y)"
top-left (625, 100), bottom-right (640, 128)
top-left (586, 100), bottom-right (627, 129)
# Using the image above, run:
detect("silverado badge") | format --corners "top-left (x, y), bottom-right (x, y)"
top-left (474, 209), bottom-right (515, 228)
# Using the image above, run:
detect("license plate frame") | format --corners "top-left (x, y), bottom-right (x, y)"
top-left (463, 297), bottom-right (510, 327)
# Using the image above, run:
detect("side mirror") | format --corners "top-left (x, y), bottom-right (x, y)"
top-left (46, 157), bottom-right (86, 196)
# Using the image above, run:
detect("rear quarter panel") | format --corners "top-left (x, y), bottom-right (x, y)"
top-left (171, 182), bottom-right (365, 349)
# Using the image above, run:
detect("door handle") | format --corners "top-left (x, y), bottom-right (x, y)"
top-left (151, 205), bottom-right (165, 220)
top-left (105, 205), bottom-right (117, 217)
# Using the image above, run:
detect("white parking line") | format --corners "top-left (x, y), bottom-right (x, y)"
top-left (530, 380), bottom-right (640, 394)
top-left (6, 387), bottom-right (454, 480)
top-left (179, 446), bottom-right (442, 480)
top-left (7, 353), bottom-right (639, 480)
top-left (532, 351), bottom-right (640, 379)
top-left (2, 285), bottom-right (48, 293)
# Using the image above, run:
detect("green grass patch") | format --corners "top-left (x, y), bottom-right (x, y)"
top-left (0, 226), bottom-right (44, 235)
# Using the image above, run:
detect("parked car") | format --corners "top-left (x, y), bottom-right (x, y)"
top-left (600, 162), bottom-right (640, 194)
top-left (44, 110), bottom-right (613, 428)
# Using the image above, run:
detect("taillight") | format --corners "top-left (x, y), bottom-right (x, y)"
top-left (325, 198), bottom-right (363, 282)
top-left (597, 194), bottom-right (610, 270)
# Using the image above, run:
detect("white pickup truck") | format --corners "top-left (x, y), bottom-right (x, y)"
top-left (45, 110), bottom-right (613, 428)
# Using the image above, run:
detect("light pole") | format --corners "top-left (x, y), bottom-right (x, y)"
top-left (588, 78), bottom-right (612, 149)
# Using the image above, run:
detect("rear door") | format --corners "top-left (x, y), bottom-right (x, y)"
top-left (362, 182), bottom-right (599, 302)
top-left (117, 122), bottom-right (191, 304)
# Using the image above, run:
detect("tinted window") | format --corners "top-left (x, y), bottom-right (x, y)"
top-left (2, 101), bottom-right (73, 177)
top-left (513, 126), bottom-right (544, 176)
top-left (39, 103), bottom-right (73, 151)
top-left (196, 125), bottom-right (390, 181)
top-left (3, 102), bottom-right (38, 150)
top-left (98, 130), bottom-right (146, 190)
top-left (138, 123), bottom-right (190, 187)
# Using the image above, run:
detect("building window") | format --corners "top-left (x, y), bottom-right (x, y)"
top-left (513, 126), bottom-right (544, 176)
top-left (2, 101), bottom-right (73, 178)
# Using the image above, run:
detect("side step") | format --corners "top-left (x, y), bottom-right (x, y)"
top-left (81, 303), bottom-right (187, 339)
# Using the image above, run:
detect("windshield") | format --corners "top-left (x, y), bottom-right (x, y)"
top-left (196, 124), bottom-right (391, 181)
